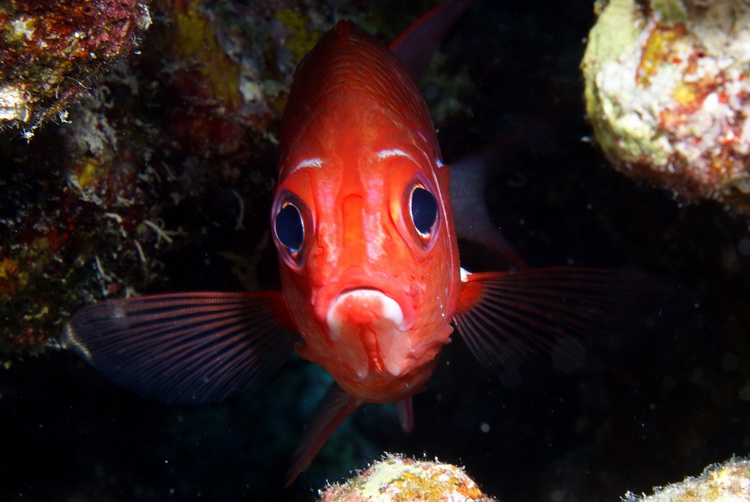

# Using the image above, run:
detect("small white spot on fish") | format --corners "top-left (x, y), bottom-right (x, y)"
top-left (460, 267), bottom-right (471, 282)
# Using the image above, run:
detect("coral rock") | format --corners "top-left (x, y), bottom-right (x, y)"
top-left (0, 0), bottom-right (152, 134)
top-left (624, 457), bottom-right (750, 502)
top-left (582, 0), bottom-right (750, 214)
top-left (318, 454), bottom-right (497, 502)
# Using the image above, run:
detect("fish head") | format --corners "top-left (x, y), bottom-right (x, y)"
top-left (270, 22), bottom-right (461, 402)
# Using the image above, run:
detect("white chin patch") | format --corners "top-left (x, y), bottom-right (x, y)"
top-left (326, 289), bottom-right (404, 340)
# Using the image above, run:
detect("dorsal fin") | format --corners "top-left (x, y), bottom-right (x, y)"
top-left (450, 148), bottom-right (527, 269)
top-left (389, 0), bottom-right (477, 82)
top-left (449, 99), bottom-right (581, 269)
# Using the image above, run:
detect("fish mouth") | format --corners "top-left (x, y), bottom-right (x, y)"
top-left (326, 288), bottom-right (405, 341)
top-left (325, 287), bottom-right (414, 379)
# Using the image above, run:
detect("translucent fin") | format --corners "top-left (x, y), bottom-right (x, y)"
top-left (389, 0), bottom-right (477, 82)
top-left (396, 397), bottom-right (414, 433)
top-left (449, 100), bottom-right (580, 269)
top-left (453, 268), bottom-right (642, 370)
top-left (450, 152), bottom-right (526, 269)
top-left (285, 383), bottom-right (362, 486)
top-left (61, 291), bottom-right (298, 404)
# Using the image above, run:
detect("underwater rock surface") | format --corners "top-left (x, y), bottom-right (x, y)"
top-left (0, 0), bottom-right (151, 133)
top-left (319, 454), bottom-right (497, 502)
top-left (582, 0), bottom-right (750, 214)
top-left (321, 456), bottom-right (750, 502)
top-left (626, 457), bottom-right (750, 502)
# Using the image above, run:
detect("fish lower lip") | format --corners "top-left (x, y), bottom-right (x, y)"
top-left (326, 288), bottom-right (405, 340)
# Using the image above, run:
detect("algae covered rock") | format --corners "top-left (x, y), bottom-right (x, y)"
top-left (0, 0), bottom-right (152, 135)
top-left (624, 457), bottom-right (750, 502)
top-left (582, 0), bottom-right (750, 214)
top-left (319, 456), bottom-right (750, 502)
top-left (319, 454), bottom-right (497, 502)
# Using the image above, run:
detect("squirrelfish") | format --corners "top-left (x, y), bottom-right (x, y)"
top-left (62, 0), bottom-right (635, 484)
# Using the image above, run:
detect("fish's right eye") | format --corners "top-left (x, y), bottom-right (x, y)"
top-left (271, 191), bottom-right (313, 269)
top-left (275, 203), bottom-right (304, 253)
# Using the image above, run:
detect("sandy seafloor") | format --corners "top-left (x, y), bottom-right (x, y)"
top-left (2, 1), bottom-right (750, 501)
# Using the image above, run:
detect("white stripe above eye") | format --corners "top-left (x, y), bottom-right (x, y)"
top-left (288, 157), bottom-right (323, 174)
top-left (375, 148), bottom-right (412, 160)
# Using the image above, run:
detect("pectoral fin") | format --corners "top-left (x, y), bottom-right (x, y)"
top-left (453, 267), bottom-right (642, 370)
top-left (61, 291), bottom-right (298, 404)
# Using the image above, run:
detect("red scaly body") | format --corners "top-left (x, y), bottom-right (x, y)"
top-left (273, 22), bottom-right (459, 403)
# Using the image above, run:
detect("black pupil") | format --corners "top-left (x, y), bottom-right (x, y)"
top-left (276, 204), bottom-right (304, 253)
top-left (411, 187), bottom-right (438, 235)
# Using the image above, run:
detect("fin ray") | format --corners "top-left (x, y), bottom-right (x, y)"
top-left (453, 267), bottom-right (642, 370)
top-left (396, 397), bottom-right (414, 433)
top-left (389, 0), bottom-right (477, 82)
top-left (61, 292), bottom-right (298, 404)
top-left (285, 383), bottom-right (362, 486)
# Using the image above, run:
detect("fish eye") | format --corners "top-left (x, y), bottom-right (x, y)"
top-left (395, 177), bottom-right (440, 252)
top-left (275, 203), bottom-right (304, 253)
top-left (271, 190), bottom-right (313, 269)
top-left (410, 185), bottom-right (438, 237)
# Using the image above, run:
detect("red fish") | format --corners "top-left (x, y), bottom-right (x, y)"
top-left (62, 0), bottom-right (638, 485)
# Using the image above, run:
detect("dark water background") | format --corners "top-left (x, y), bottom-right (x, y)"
top-left (3, 1), bottom-right (750, 501)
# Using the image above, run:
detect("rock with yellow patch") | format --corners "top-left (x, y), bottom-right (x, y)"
top-left (318, 454), bottom-right (497, 502)
top-left (582, 0), bottom-right (750, 214)
top-left (623, 457), bottom-right (750, 502)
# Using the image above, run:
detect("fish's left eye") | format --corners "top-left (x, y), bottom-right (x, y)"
top-left (410, 186), bottom-right (438, 237)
